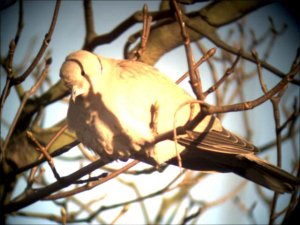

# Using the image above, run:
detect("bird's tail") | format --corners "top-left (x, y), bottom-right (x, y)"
top-left (167, 130), bottom-right (299, 193)
top-left (232, 154), bottom-right (299, 193)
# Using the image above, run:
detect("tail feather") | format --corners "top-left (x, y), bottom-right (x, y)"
top-left (235, 154), bottom-right (299, 193)
top-left (166, 130), bottom-right (299, 193)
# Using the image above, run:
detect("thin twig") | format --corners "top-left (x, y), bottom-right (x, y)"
top-left (0, 0), bottom-right (24, 111)
top-left (10, 140), bottom-right (79, 177)
top-left (14, 0), bottom-right (24, 45)
top-left (26, 131), bottom-right (61, 180)
top-left (74, 170), bottom-right (185, 223)
top-left (196, 42), bottom-right (222, 107)
top-left (0, 0), bottom-right (61, 159)
top-left (279, 107), bottom-right (300, 133)
top-left (172, 0), bottom-right (203, 100)
top-left (253, 50), bottom-right (287, 225)
top-left (0, 0), bottom-right (60, 111)
top-left (45, 160), bottom-right (140, 200)
top-left (184, 18), bottom-right (300, 86)
top-left (2, 58), bottom-right (51, 152)
top-left (203, 55), bottom-right (240, 97)
top-left (0, 44), bottom-right (17, 153)
top-left (46, 124), bottom-right (68, 150)
top-left (131, 4), bottom-right (152, 61)
top-left (268, 97), bottom-right (284, 225)
top-left (78, 143), bottom-right (98, 161)
top-left (233, 197), bottom-right (257, 224)
top-left (282, 160), bottom-right (300, 223)
top-left (259, 127), bottom-right (300, 153)
top-left (27, 124), bottom-right (68, 187)
top-left (61, 207), bottom-right (67, 225)
top-left (14, 211), bottom-right (64, 223)
top-left (263, 17), bottom-right (287, 61)
top-left (141, 5), bottom-right (152, 47)
top-left (111, 204), bottom-right (130, 225)
top-left (182, 180), bottom-right (247, 225)
top-left (103, 164), bottom-right (168, 175)
top-left (176, 47), bottom-right (216, 84)
top-left (200, 64), bottom-right (299, 115)
top-left (12, 0), bottom-right (61, 86)
top-left (153, 64), bottom-right (299, 146)
top-left (74, 173), bottom-right (108, 184)
top-left (118, 178), bottom-right (151, 224)
top-left (4, 157), bottom-right (111, 213)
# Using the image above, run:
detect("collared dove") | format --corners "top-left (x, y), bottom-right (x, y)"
top-left (60, 50), bottom-right (299, 193)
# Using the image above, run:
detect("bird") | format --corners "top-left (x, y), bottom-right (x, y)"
top-left (60, 50), bottom-right (299, 193)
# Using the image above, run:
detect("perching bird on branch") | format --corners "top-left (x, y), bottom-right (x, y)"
top-left (60, 50), bottom-right (299, 193)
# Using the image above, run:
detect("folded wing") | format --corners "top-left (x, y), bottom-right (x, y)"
top-left (167, 129), bottom-right (299, 193)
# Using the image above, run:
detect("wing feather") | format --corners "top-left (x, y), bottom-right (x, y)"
top-left (178, 129), bottom-right (258, 154)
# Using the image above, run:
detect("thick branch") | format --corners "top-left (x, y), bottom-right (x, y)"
top-left (83, 0), bottom-right (96, 45)
top-left (137, 0), bottom-right (271, 65)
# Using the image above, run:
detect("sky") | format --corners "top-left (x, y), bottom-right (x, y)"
top-left (1, 1), bottom-right (299, 224)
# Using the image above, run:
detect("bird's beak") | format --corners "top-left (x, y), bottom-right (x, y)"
top-left (71, 87), bottom-right (84, 102)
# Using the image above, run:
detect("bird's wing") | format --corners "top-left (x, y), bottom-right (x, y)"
top-left (166, 128), bottom-right (258, 173)
top-left (178, 129), bottom-right (258, 155)
top-left (168, 129), bottom-right (299, 193)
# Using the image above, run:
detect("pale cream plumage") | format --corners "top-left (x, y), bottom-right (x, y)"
top-left (60, 50), bottom-right (299, 193)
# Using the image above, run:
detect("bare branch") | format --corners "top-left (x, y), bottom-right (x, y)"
top-left (176, 47), bottom-right (216, 84)
top-left (83, 0), bottom-right (96, 45)
top-left (128, 4), bottom-right (153, 61)
top-left (172, 0), bottom-right (203, 100)
top-left (45, 160), bottom-right (140, 200)
top-left (12, 0), bottom-right (61, 85)
top-left (74, 171), bottom-right (185, 223)
top-left (2, 58), bottom-right (51, 153)
top-left (203, 55), bottom-right (240, 97)
top-left (185, 18), bottom-right (300, 86)
top-left (4, 158), bottom-right (111, 213)
top-left (111, 204), bottom-right (130, 225)
top-left (9, 140), bottom-right (79, 176)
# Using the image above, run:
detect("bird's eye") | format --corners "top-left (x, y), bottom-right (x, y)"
top-left (65, 58), bottom-right (86, 77)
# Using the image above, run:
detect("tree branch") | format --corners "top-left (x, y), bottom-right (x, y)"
top-left (4, 158), bottom-right (110, 213)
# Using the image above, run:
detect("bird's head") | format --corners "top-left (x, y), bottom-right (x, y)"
top-left (60, 50), bottom-right (103, 101)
